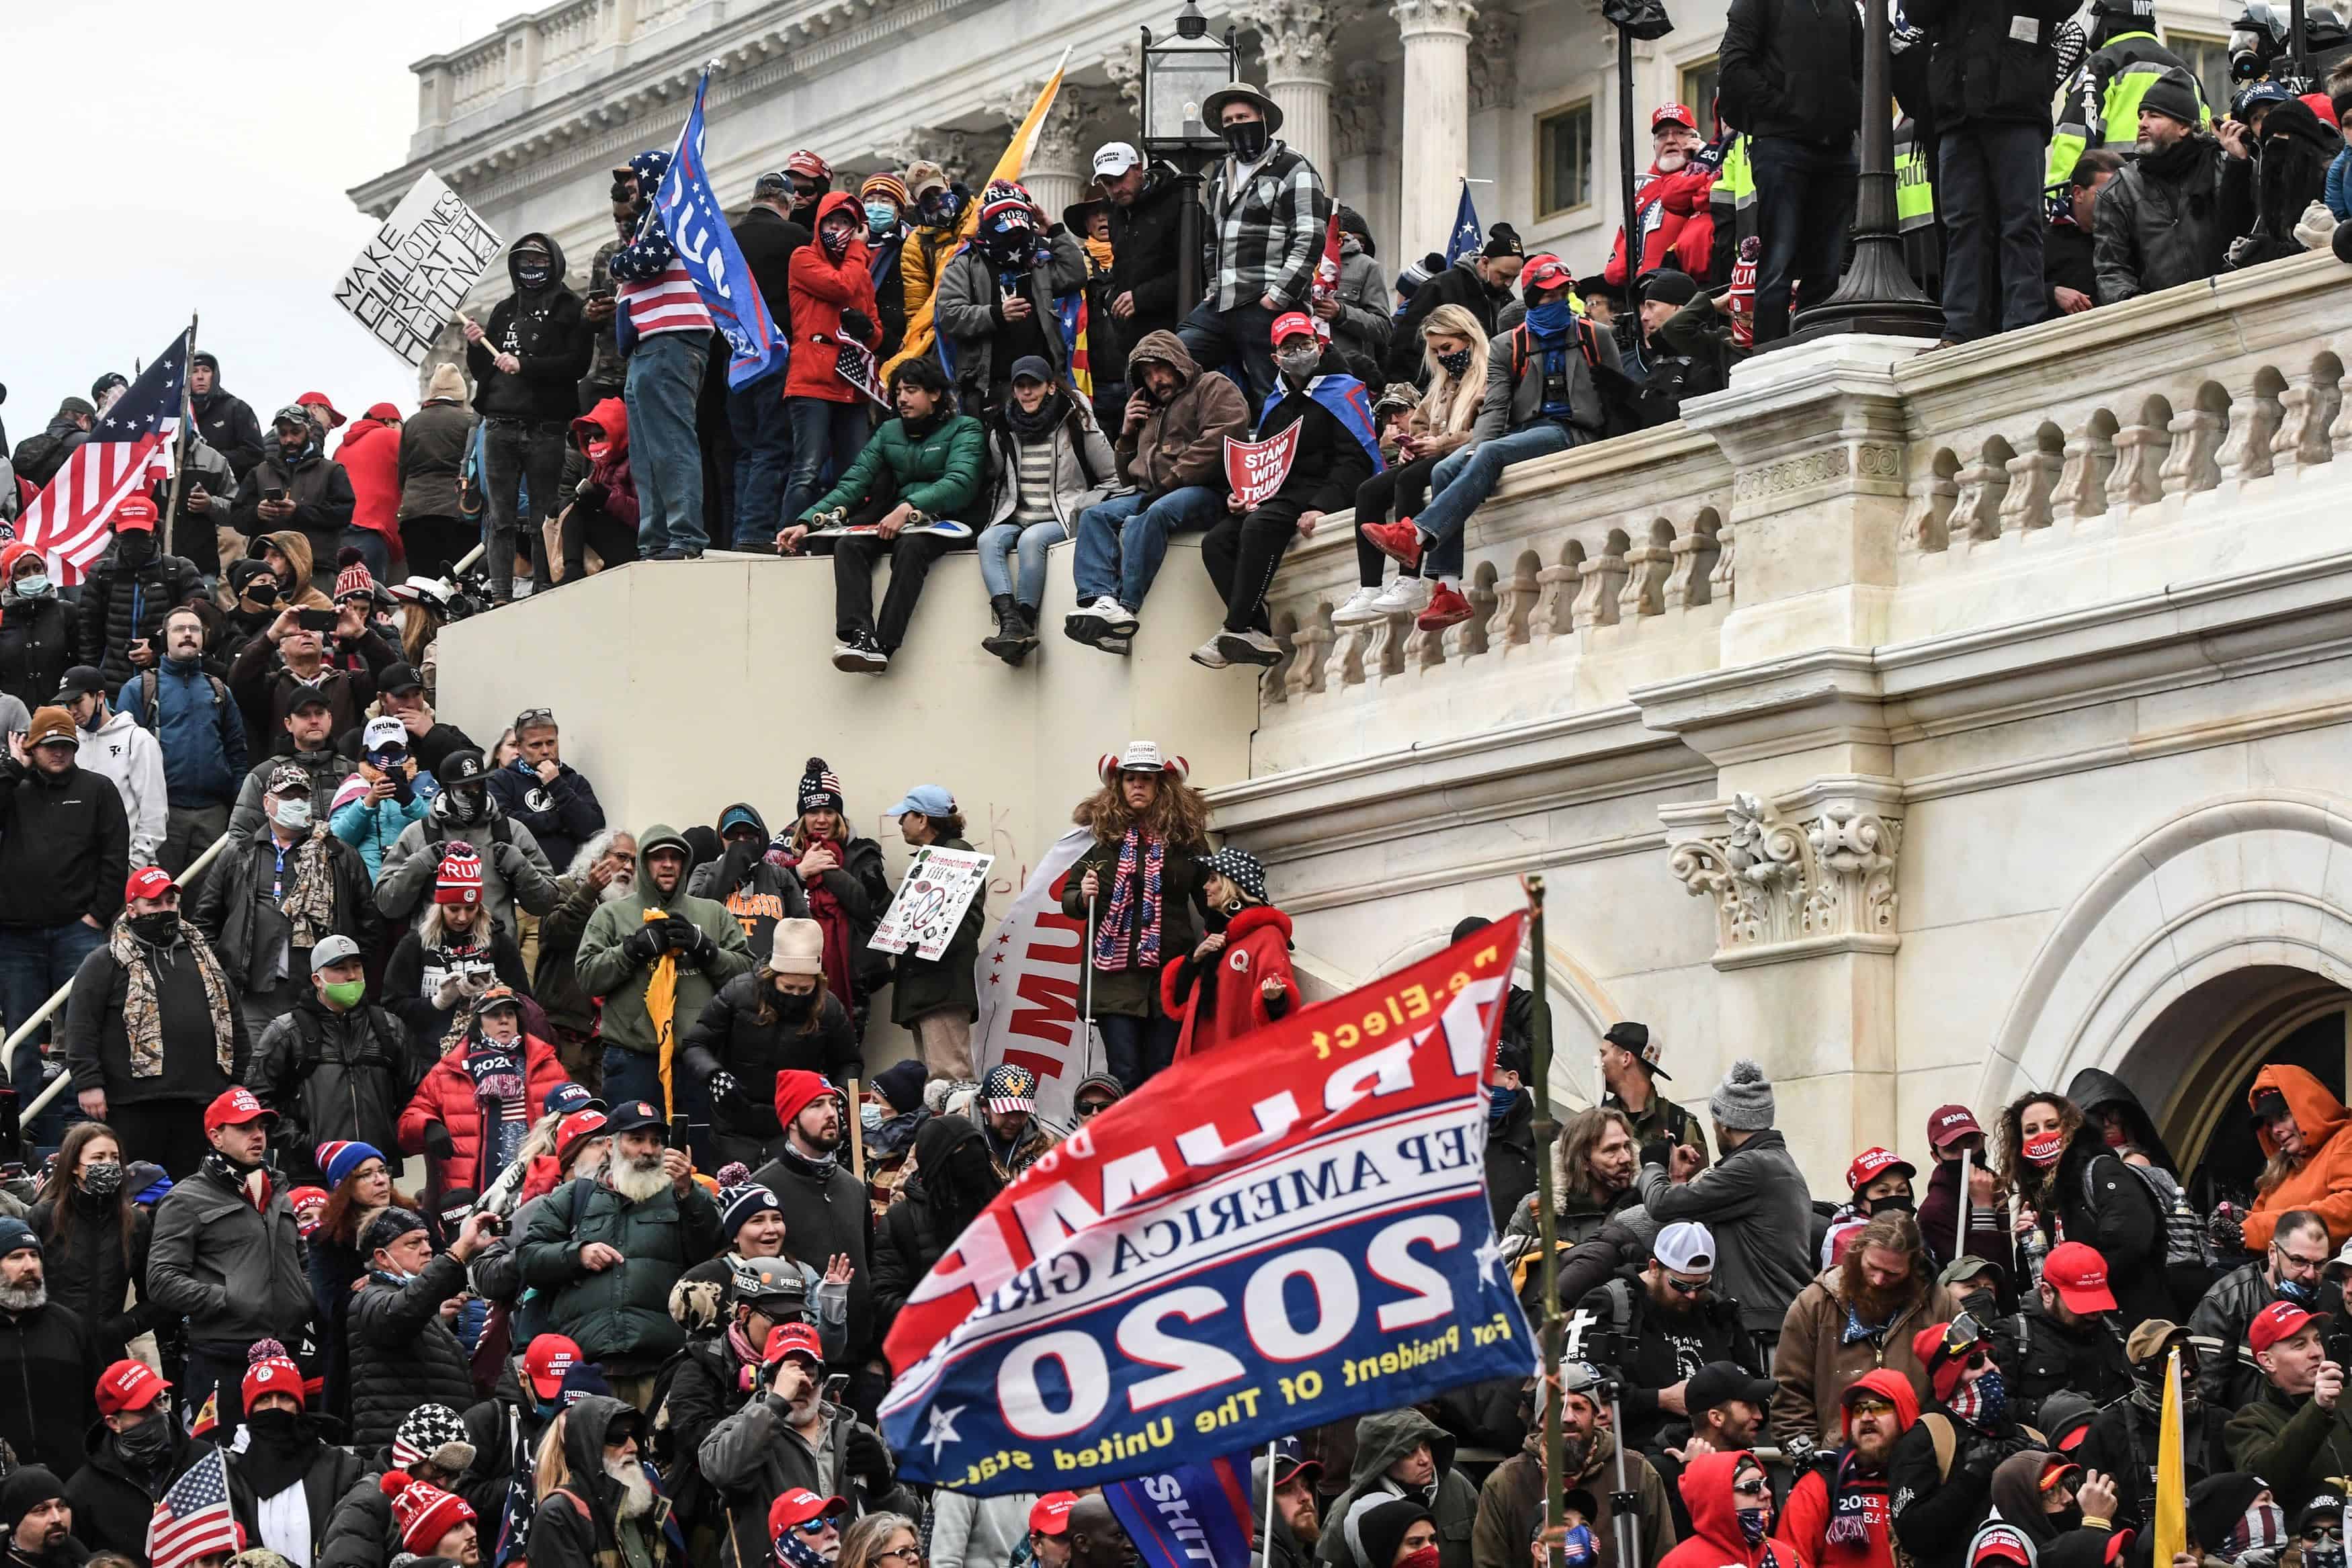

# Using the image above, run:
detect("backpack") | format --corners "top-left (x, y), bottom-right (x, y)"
top-left (132, 667), bottom-right (230, 736)
top-left (9, 433), bottom-right (69, 490)
top-left (2083, 1158), bottom-right (2218, 1313)
top-left (1505, 320), bottom-right (1648, 439)
top-left (424, 814), bottom-right (515, 851)
top-left (1915, 1413), bottom-right (2047, 1482)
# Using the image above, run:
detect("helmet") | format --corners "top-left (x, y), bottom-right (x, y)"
top-left (727, 1254), bottom-right (809, 1310)
top-left (2308, 1), bottom-right (2351, 48)
top-left (2089, 0), bottom-right (2156, 43)
top-left (2232, 0), bottom-right (2289, 78)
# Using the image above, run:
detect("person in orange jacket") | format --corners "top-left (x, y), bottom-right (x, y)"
top-left (1780, 1369), bottom-right (1917, 1568)
top-left (1161, 847), bottom-right (1301, 1061)
top-left (1659, 1450), bottom-right (1797, 1568)
top-left (780, 192), bottom-right (882, 529)
top-left (2245, 1063), bottom-right (2352, 1252)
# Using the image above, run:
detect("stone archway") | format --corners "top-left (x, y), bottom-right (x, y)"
top-left (1975, 792), bottom-right (2352, 1137)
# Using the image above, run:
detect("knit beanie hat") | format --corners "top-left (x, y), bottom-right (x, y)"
top-left (1709, 1057), bottom-right (1775, 1131)
top-left (861, 171), bottom-right (911, 206)
top-left (391, 1404), bottom-right (476, 1473)
top-left (434, 844), bottom-right (484, 906)
top-left (797, 757), bottom-right (845, 816)
top-left (872, 1059), bottom-right (928, 1115)
top-left (720, 1180), bottom-right (782, 1238)
top-left (0, 1217), bottom-right (40, 1260)
top-left (316, 1140), bottom-right (384, 1191)
top-left (769, 918), bottom-right (825, 975)
top-left (382, 1471), bottom-right (475, 1555)
top-left (0, 1468), bottom-right (64, 1536)
top-left (334, 548), bottom-right (376, 604)
top-left (2141, 65), bottom-right (2202, 127)
top-left (242, 1338), bottom-right (304, 1414)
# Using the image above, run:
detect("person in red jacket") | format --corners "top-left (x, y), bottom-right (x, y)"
top-left (560, 398), bottom-right (639, 580)
top-left (1661, 1450), bottom-right (1796, 1568)
top-left (1161, 847), bottom-right (1301, 1061)
top-left (1781, 1369), bottom-right (1917, 1568)
top-left (780, 192), bottom-right (882, 531)
top-left (335, 403), bottom-right (405, 582)
top-left (1604, 103), bottom-right (1719, 290)
top-left (398, 984), bottom-right (572, 1202)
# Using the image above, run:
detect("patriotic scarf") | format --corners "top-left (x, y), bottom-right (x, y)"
top-left (1820, 1449), bottom-right (1892, 1553)
top-left (463, 1039), bottom-right (531, 1186)
top-left (1092, 829), bottom-right (1166, 972)
top-left (1255, 372), bottom-right (1387, 472)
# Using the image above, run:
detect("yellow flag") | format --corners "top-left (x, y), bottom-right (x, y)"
top-left (882, 46), bottom-right (1072, 378)
top-left (2154, 1345), bottom-right (2186, 1567)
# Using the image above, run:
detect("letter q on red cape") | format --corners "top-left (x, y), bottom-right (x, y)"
top-left (880, 915), bottom-right (1536, 1493)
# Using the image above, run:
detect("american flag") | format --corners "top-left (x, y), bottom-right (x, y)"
top-left (17, 328), bottom-right (189, 586)
top-left (146, 1446), bottom-right (239, 1568)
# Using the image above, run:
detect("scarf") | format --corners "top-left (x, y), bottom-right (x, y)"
top-left (775, 1138), bottom-right (839, 1180)
top-left (238, 1409), bottom-right (322, 1499)
top-left (1841, 1304), bottom-right (1892, 1345)
top-left (464, 1039), bottom-right (532, 1186)
top-left (1004, 392), bottom-right (1064, 439)
top-left (278, 824), bottom-right (339, 949)
top-left (641, 907), bottom-right (679, 1115)
top-left (1091, 828), bottom-right (1166, 971)
top-left (769, 835), bottom-right (856, 1000)
top-left (725, 1319), bottom-right (766, 1392)
top-left (2140, 133), bottom-right (2212, 184)
top-left (113, 914), bottom-right (237, 1080)
top-left (869, 1107), bottom-right (926, 1158)
top-left (1820, 1448), bottom-right (1892, 1553)
top-left (1084, 235), bottom-right (1116, 273)
top-left (202, 1149), bottom-right (271, 1212)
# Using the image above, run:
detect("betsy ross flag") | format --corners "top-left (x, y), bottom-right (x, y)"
top-left (17, 329), bottom-right (187, 585)
top-left (147, 1447), bottom-right (239, 1568)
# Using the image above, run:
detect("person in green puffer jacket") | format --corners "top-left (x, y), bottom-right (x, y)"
top-left (775, 355), bottom-right (986, 674)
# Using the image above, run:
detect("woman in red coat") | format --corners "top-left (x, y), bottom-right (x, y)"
top-left (1161, 848), bottom-right (1302, 1061)
top-left (782, 191), bottom-right (883, 525)
top-left (397, 984), bottom-right (573, 1201)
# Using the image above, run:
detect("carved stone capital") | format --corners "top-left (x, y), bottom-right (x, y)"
top-left (1662, 777), bottom-right (1904, 969)
top-left (1391, 0), bottom-right (1478, 37)
top-left (988, 85), bottom-right (1095, 172)
top-left (880, 125), bottom-right (986, 188)
top-left (1103, 39), bottom-right (1145, 120)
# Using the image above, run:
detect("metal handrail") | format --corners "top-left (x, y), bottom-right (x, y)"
top-left (9, 828), bottom-right (236, 1123)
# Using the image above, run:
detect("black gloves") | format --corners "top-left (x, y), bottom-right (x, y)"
top-left (708, 1070), bottom-right (739, 1104)
top-left (1639, 1136), bottom-right (1673, 1170)
top-left (622, 924), bottom-right (665, 966)
top-left (844, 1426), bottom-right (892, 1489)
top-left (578, 480), bottom-right (608, 511)
top-left (839, 308), bottom-right (875, 343)
top-left (667, 917), bottom-right (716, 968)
top-left (423, 1121), bottom-right (457, 1161)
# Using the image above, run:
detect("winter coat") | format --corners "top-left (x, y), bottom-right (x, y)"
top-left (1771, 1269), bottom-right (1958, 1448)
top-left (1104, 166), bottom-right (1191, 371)
top-left (681, 975), bottom-right (862, 1151)
top-left (530, 1396), bottom-right (675, 1568)
top-left (328, 780), bottom-right (431, 879)
top-left (804, 412), bottom-right (986, 524)
top-left (68, 1420), bottom-right (250, 1566)
top-left (516, 1172), bottom-right (724, 1371)
top-left (2094, 136), bottom-right (2232, 303)
top-left (869, 1116), bottom-right (993, 1328)
top-left (245, 993), bottom-right (418, 1177)
top-left (1910, 0), bottom-right (2078, 130)
top-left (60, 924), bottom-right (245, 1110)
top-left (2186, 1258), bottom-right (2338, 1412)
top-left (226, 633), bottom-right (399, 778)
top-left (1478, 318), bottom-right (1620, 445)
top-left (190, 824), bottom-right (384, 996)
top-left (933, 230), bottom-right (1089, 398)
top-left (470, 233), bottom-right (594, 425)
top-left (230, 444), bottom-right (357, 584)
top-left (732, 205), bottom-right (810, 345)
top-left (533, 873), bottom-right (605, 1038)
top-left (1472, 1429), bottom-right (1677, 1568)
top-left (337, 416), bottom-right (404, 546)
top-left (382, 926), bottom-right (536, 1057)
top-left (2244, 1063), bottom-right (2352, 1250)
top-left (1719, 0), bottom-right (1865, 143)
top-left (1314, 1408), bottom-right (1481, 1568)
top-left (687, 826), bottom-right (810, 961)
top-left (698, 1396), bottom-right (917, 1568)
top-left (785, 195), bottom-right (882, 404)
top-left (397, 396), bottom-right (478, 523)
top-left (1118, 331), bottom-right (1251, 496)
top-left (229, 747), bottom-right (361, 842)
top-left (0, 1301), bottom-right (100, 1478)
top-left (1163, 904), bottom-right (1300, 1060)
top-left (145, 1153), bottom-right (312, 1350)
top-left (1486, 1092), bottom-right (1538, 1236)
top-left (1328, 249), bottom-right (1394, 377)
top-left (120, 655), bottom-right (247, 811)
top-left (347, 1248), bottom-right (477, 1450)
top-left (2019, 1125), bottom-right (2169, 1329)
top-left (74, 709), bottom-right (167, 869)
top-left (1058, 826), bottom-right (1211, 1018)
top-left (1636, 1128), bottom-right (1816, 1334)
top-left (226, 1426), bottom-right (363, 1568)
top-left (375, 795), bottom-right (561, 940)
top-left (1918, 1148), bottom-right (2017, 1277)
top-left (888, 834), bottom-right (986, 1027)
top-left (396, 1031), bottom-right (569, 1196)
top-left (1577, 1260), bottom-right (1754, 1454)
top-left (2075, 1389), bottom-right (2232, 1540)
top-left (485, 760), bottom-right (607, 877)
top-left (982, 405), bottom-right (1116, 530)
top-left (569, 398), bottom-right (639, 531)
top-left (1887, 1399), bottom-right (2042, 1568)
top-left (1780, 1368), bottom-right (1918, 1568)
top-left (2225, 1378), bottom-right (2352, 1515)
top-left (1992, 1295), bottom-right (2133, 1428)
top-left (575, 826), bottom-right (753, 1059)
top-left (1658, 1450), bottom-right (1798, 1568)
top-left (1391, 259), bottom-right (1517, 380)
top-left (932, 1492), bottom-right (1040, 1568)
top-left (30, 1188), bottom-right (158, 1360)
top-left (1607, 165), bottom-right (1722, 288)
top-left (750, 1145), bottom-right (875, 1353)
top-left (192, 384), bottom-right (267, 479)
top-left (0, 593), bottom-right (73, 716)
top-left (73, 541), bottom-right (206, 689)
top-left (0, 755), bottom-right (128, 930)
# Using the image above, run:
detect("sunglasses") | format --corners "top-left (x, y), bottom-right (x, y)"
top-left (2306, 1529), bottom-right (2345, 1545)
top-left (1847, 1396), bottom-right (1897, 1416)
top-left (790, 1517), bottom-right (837, 1536)
top-left (514, 707), bottom-right (556, 732)
top-left (1076, 1098), bottom-right (1117, 1118)
top-left (1666, 1276), bottom-right (1709, 1295)
top-left (1731, 1479), bottom-right (1770, 1498)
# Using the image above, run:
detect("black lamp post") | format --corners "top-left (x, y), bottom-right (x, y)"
top-left (1140, 2), bottom-right (1238, 318)
top-left (1790, 0), bottom-right (1943, 339)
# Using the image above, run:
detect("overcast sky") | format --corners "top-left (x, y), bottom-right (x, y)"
top-left (0, 5), bottom-right (498, 445)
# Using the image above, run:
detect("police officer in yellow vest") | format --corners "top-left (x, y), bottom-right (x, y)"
top-left (2048, 0), bottom-right (2204, 185)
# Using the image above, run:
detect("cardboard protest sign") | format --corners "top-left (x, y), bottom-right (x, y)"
top-left (335, 172), bottom-right (502, 367)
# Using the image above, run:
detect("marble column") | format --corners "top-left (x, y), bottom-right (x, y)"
top-left (1392, 0), bottom-right (1477, 260)
top-left (1246, 0), bottom-right (1338, 181)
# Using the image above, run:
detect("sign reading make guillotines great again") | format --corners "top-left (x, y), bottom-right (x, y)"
top-left (880, 917), bottom-right (1536, 1493)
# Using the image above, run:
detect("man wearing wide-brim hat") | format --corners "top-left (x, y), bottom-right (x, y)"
top-left (1177, 81), bottom-right (1331, 413)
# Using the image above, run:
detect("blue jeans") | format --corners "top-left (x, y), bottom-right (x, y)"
top-left (1177, 300), bottom-right (1280, 414)
top-left (601, 1045), bottom-right (716, 1164)
top-left (783, 398), bottom-right (873, 526)
top-left (726, 367), bottom-right (795, 546)
top-left (978, 520), bottom-right (1064, 607)
top-left (1749, 136), bottom-right (1859, 342)
top-left (0, 920), bottom-right (106, 1097)
top-left (1100, 1011), bottom-right (1178, 1094)
top-left (1413, 424), bottom-right (1577, 547)
top-left (339, 528), bottom-right (391, 585)
top-left (1073, 486), bottom-right (1220, 611)
top-left (623, 331), bottom-right (710, 555)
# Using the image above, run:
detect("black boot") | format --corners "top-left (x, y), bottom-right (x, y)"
top-left (982, 593), bottom-right (1025, 663)
top-left (1012, 601), bottom-right (1042, 659)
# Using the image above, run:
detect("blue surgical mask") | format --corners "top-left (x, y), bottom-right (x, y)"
top-left (865, 201), bottom-right (898, 236)
top-left (13, 574), bottom-right (50, 598)
top-left (2278, 1275), bottom-right (2318, 1305)
top-left (862, 1104), bottom-right (884, 1132)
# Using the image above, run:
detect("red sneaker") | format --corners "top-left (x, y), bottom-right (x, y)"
top-left (1361, 517), bottom-right (1424, 572)
top-left (1417, 582), bottom-right (1474, 631)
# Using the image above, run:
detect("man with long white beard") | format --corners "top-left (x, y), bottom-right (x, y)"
top-left (530, 1395), bottom-right (673, 1568)
top-left (517, 1100), bottom-right (722, 1410)
top-left (0, 1221), bottom-right (99, 1479)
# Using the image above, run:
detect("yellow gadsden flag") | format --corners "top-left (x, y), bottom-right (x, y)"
top-left (2154, 1346), bottom-right (2186, 1566)
top-left (882, 46), bottom-right (1070, 379)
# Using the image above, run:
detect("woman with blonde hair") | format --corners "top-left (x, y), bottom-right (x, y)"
top-left (838, 1513), bottom-right (923, 1568)
top-left (1334, 302), bottom-right (1489, 630)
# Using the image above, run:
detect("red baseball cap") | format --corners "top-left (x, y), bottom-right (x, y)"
top-left (2042, 1242), bottom-right (2117, 1313)
top-left (2251, 1299), bottom-right (2320, 1356)
top-left (125, 867), bottom-right (177, 903)
top-left (1269, 310), bottom-right (1319, 347)
top-left (769, 1489), bottom-right (845, 1533)
top-left (1521, 254), bottom-right (1574, 293)
top-left (1651, 101), bottom-right (1698, 132)
top-left (204, 1086), bottom-right (276, 1134)
top-left (1846, 1147), bottom-right (1917, 1192)
top-left (113, 494), bottom-right (158, 533)
top-left (296, 392), bottom-right (346, 428)
top-left (95, 1358), bottom-right (171, 1415)
top-left (762, 1322), bottom-right (824, 1365)
top-left (1030, 1494), bottom-right (1079, 1536)
top-left (1927, 1104), bottom-right (1986, 1149)
top-left (523, 1334), bottom-right (583, 1401)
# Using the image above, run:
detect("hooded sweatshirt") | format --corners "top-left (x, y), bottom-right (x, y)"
top-left (1782, 1368), bottom-right (1919, 1568)
top-left (1118, 331), bottom-right (1251, 496)
top-left (470, 232), bottom-right (593, 423)
top-left (2064, 1069), bottom-right (2179, 1174)
top-left (568, 398), bottom-right (638, 528)
top-left (337, 410), bottom-right (405, 544)
top-left (1658, 1451), bottom-right (1795, 1568)
top-left (785, 192), bottom-right (881, 403)
top-left (573, 824), bottom-right (755, 1057)
top-left (75, 707), bottom-right (167, 870)
top-left (1315, 1409), bottom-right (1480, 1568)
top-left (526, 1394), bottom-right (669, 1568)
top-left (2243, 1063), bottom-right (2352, 1251)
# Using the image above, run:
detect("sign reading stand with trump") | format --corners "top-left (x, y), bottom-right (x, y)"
top-left (880, 916), bottom-right (1535, 1492)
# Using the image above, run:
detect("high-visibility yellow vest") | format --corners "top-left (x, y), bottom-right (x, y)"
top-left (1894, 118), bottom-right (1936, 231)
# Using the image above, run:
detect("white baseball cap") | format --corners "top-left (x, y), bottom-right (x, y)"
top-left (1653, 1220), bottom-right (1716, 1273)
top-left (1093, 142), bottom-right (1142, 178)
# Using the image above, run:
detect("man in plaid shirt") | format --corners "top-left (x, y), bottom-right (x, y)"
top-left (1177, 82), bottom-right (1331, 410)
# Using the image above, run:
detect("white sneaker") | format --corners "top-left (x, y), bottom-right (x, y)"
top-left (1216, 628), bottom-right (1284, 666)
top-left (1097, 597), bottom-right (1138, 634)
top-left (1188, 636), bottom-right (1231, 670)
top-left (1370, 576), bottom-right (1433, 615)
top-left (1330, 586), bottom-right (1386, 626)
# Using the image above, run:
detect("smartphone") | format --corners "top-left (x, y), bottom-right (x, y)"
top-left (2328, 1332), bottom-right (2352, 1368)
top-left (821, 1373), bottom-right (849, 1407)
top-left (263, 486), bottom-right (288, 503)
top-left (296, 607), bottom-right (337, 633)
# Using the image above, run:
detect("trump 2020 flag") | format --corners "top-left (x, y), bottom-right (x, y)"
top-left (1445, 181), bottom-right (1484, 267)
top-left (653, 70), bottom-right (780, 389)
top-left (880, 917), bottom-right (1535, 1493)
top-left (1105, 1456), bottom-right (1259, 1568)
top-left (972, 830), bottom-right (1100, 1128)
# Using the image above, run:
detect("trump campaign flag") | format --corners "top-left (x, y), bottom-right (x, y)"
top-left (653, 69), bottom-right (780, 389)
top-left (880, 917), bottom-right (1535, 1493)
top-left (1105, 1456), bottom-right (1259, 1568)
top-left (973, 830), bottom-right (1099, 1127)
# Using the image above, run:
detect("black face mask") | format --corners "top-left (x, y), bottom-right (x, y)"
top-left (515, 255), bottom-right (553, 290)
top-left (1868, 1194), bottom-right (1916, 1216)
top-left (1222, 120), bottom-right (1271, 161)
top-left (775, 992), bottom-right (814, 1022)
top-left (245, 1408), bottom-right (303, 1449)
top-left (127, 911), bottom-right (179, 945)
top-left (116, 1411), bottom-right (173, 1463)
top-left (118, 532), bottom-right (156, 567)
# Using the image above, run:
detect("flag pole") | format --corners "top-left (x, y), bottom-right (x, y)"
top-left (1525, 873), bottom-right (1565, 1568)
top-left (161, 314), bottom-right (198, 560)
